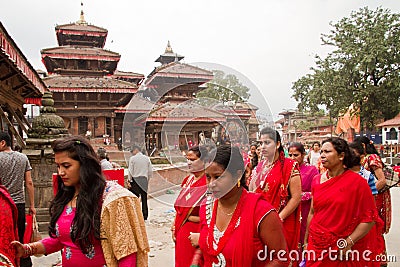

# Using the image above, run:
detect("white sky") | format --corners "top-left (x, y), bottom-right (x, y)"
top-left (2, 0), bottom-right (400, 121)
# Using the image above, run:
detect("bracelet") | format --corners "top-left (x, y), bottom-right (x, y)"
top-left (22, 244), bottom-right (33, 258)
top-left (347, 236), bottom-right (355, 246)
top-left (171, 226), bottom-right (175, 231)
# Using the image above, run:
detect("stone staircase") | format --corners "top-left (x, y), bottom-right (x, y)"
top-left (36, 208), bottom-right (51, 234)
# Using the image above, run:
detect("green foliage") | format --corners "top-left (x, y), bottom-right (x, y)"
top-left (292, 7), bottom-right (400, 131)
top-left (196, 70), bottom-right (250, 104)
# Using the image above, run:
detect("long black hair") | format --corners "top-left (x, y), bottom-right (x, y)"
top-left (210, 145), bottom-right (248, 190)
top-left (50, 136), bottom-right (106, 253)
top-left (354, 136), bottom-right (379, 155)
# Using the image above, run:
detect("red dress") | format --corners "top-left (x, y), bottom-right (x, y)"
top-left (0, 186), bottom-right (18, 267)
top-left (198, 189), bottom-right (285, 267)
top-left (253, 152), bottom-right (301, 265)
top-left (362, 154), bottom-right (391, 264)
top-left (174, 174), bottom-right (207, 267)
top-left (307, 170), bottom-right (379, 266)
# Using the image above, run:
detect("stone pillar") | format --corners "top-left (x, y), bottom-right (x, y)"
top-left (25, 91), bottom-right (70, 208)
top-left (111, 115), bottom-right (115, 140)
top-left (24, 138), bottom-right (57, 208)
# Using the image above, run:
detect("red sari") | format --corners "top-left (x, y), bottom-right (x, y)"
top-left (253, 152), bottom-right (301, 265)
top-left (362, 154), bottom-right (391, 264)
top-left (198, 189), bottom-right (285, 267)
top-left (174, 174), bottom-right (207, 267)
top-left (0, 186), bottom-right (18, 267)
top-left (307, 170), bottom-right (379, 266)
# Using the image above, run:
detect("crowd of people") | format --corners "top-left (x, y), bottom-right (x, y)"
top-left (170, 128), bottom-right (394, 267)
top-left (0, 127), bottom-right (396, 266)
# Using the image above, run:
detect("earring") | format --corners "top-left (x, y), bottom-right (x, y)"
top-left (237, 179), bottom-right (241, 188)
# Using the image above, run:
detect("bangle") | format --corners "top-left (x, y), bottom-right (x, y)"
top-left (171, 226), bottom-right (175, 231)
top-left (23, 244), bottom-right (33, 258)
top-left (347, 236), bottom-right (355, 246)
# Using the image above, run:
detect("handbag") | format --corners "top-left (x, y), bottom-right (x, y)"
top-left (31, 215), bottom-right (42, 242)
top-left (379, 164), bottom-right (400, 193)
top-left (23, 214), bottom-right (42, 243)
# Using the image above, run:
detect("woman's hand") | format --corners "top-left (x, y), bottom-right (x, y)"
top-left (188, 232), bottom-right (200, 247)
top-left (11, 241), bottom-right (25, 258)
top-left (171, 227), bottom-right (176, 243)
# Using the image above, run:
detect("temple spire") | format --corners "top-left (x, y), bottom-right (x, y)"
top-left (77, 1), bottom-right (87, 25)
top-left (165, 40), bottom-right (173, 53)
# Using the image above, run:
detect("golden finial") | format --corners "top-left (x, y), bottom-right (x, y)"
top-left (77, 1), bottom-right (87, 25)
top-left (165, 40), bottom-right (173, 53)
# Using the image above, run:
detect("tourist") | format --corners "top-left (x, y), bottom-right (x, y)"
top-left (288, 142), bottom-right (319, 248)
top-left (97, 148), bottom-right (113, 170)
top-left (0, 131), bottom-right (36, 267)
top-left (305, 137), bottom-right (378, 266)
top-left (172, 146), bottom-right (208, 267)
top-left (307, 141), bottom-right (321, 166)
top-left (348, 141), bottom-right (378, 195)
top-left (354, 136), bottom-right (390, 266)
top-left (128, 145), bottom-right (153, 220)
top-left (0, 185), bottom-right (18, 267)
top-left (197, 145), bottom-right (288, 266)
top-left (12, 136), bottom-right (149, 267)
top-left (249, 127), bottom-right (301, 266)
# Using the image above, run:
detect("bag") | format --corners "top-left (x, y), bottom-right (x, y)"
top-left (23, 214), bottom-right (42, 243)
top-left (379, 164), bottom-right (400, 193)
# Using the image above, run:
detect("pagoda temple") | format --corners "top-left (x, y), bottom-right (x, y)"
top-left (134, 42), bottom-right (227, 152)
top-left (40, 9), bottom-right (144, 141)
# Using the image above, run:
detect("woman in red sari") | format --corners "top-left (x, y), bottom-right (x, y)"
top-left (306, 137), bottom-right (379, 266)
top-left (355, 136), bottom-right (390, 266)
top-left (0, 185), bottom-right (18, 267)
top-left (249, 127), bottom-right (302, 266)
top-left (288, 142), bottom-right (319, 249)
top-left (172, 146), bottom-right (208, 267)
top-left (197, 145), bottom-right (288, 267)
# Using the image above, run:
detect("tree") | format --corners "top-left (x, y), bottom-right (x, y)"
top-left (196, 70), bottom-right (250, 104)
top-left (292, 7), bottom-right (400, 131)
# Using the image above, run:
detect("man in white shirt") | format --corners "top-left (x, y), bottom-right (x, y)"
top-left (97, 148), bottom-right (113, 170)
top-left (128, 145), bottom-right (153, 220)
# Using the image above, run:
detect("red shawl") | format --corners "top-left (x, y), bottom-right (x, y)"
top-left (174, 174), bottom-right (207, 232)
top-left (199, 189), bottom-right (278, 267)
top-left (0, 186), bottom-right (18, 267)
top-left (308, 170), bottom-right (379, 266)
top-left (253, 152), bottom-right (301, 263)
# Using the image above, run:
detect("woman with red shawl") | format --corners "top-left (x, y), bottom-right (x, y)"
top-left (197, 145), bottom-right (288, 267)
top-left (305, 137), bottom-right (379, 266)
top-left (172, 146), bottom-right (208, 267)
top-left (0, 185), bottom-right (18, 267)
top-left (249, 127), bottom-right (302, 266)
top-left (288, 142), bottom-right (319, 249)
top-left (355, 136), bottom-right (390, 266)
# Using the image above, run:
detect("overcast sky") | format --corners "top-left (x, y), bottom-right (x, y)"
top-left (2, 0), bottom-right (400, 121)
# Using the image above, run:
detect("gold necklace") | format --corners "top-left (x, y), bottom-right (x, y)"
top-left (218, 204), bottom-right (235, 216)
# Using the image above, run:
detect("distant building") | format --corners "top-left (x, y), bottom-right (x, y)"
top-left (377, 113), bottom-right (400, 145)
top-left (277, 109), bottom-right (335, 144)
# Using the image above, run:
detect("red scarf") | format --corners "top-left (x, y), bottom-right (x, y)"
top-left (0, 186), bottom-right (18, 267)
top-left (174, 174), bottom-right (207, 232)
